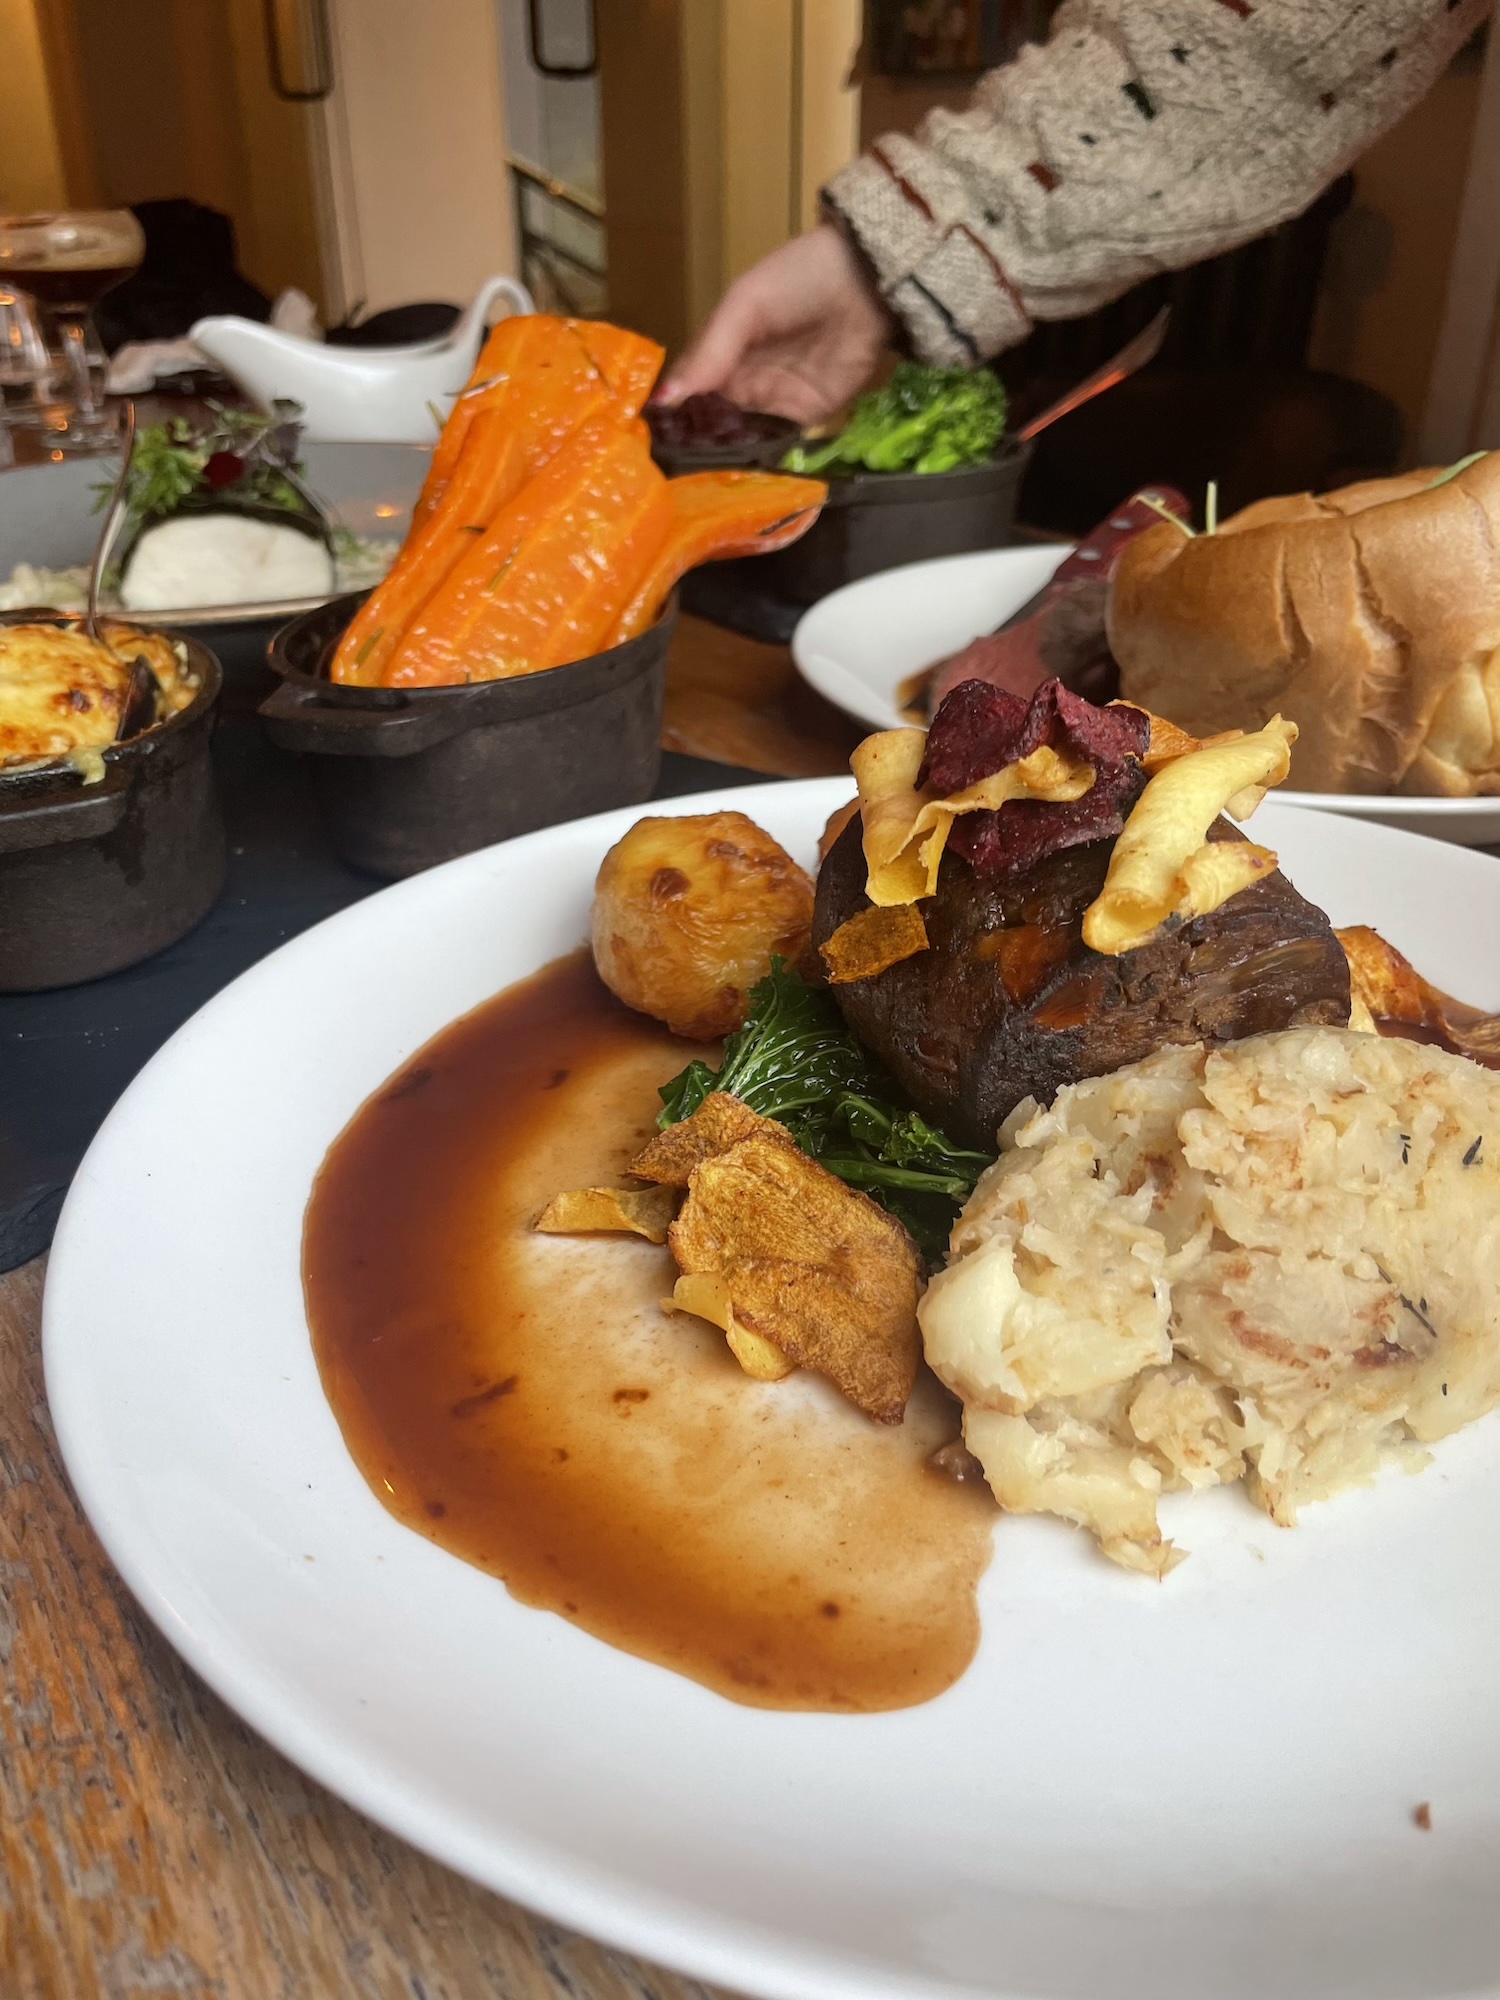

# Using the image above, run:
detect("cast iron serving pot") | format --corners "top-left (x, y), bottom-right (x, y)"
top-left (755, 438), bottom-right (1032, 605)
top-left (0, 614), bottom-right (226, 992)
top-left (648, 417), bottom-right (802, 478)
top-left (262, 593), bottom-right (676, 878)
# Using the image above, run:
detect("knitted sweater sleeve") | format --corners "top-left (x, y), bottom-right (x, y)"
top-left (824, 0), bottom-right (1489, 366)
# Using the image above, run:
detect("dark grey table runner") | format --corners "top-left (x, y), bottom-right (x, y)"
top-left (0, 707), bottom-right (765, 1272)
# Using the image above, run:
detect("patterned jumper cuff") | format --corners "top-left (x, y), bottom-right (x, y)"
top-left (825, 141), bottom-right (1031, 369)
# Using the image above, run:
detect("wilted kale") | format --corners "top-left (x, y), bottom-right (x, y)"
top-left (782, 363), bottom-right (1007, 478)
top-left (658, 959), bottom-right (993, 1259)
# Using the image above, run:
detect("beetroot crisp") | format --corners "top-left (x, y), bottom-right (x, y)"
top-left (918, 677), bottom-right (1151, 881)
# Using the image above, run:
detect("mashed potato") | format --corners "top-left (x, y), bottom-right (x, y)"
top-left (919, 1029), bottom-right (1500, 1574)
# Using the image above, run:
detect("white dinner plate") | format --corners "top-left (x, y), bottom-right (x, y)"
top-left (43, 783), bottom-right (1500, 2000)
top-left (792, 549), bottom-right (1500, 847)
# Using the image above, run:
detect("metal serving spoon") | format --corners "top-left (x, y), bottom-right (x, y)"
top-left (86, 397), bottom-right (135, 644)
top-left (84, 399), bottom-right (159, 741)
top-left (1015, 306), bottom-right (1170, 443)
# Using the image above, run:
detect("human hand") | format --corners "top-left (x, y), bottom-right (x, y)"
top-left (656, 224), bottom-right (894, 426)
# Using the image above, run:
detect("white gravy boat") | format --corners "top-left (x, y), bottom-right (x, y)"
top-left (191, 275), bottom-right (534, 444)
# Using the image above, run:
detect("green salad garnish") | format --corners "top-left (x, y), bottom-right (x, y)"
top-left (96, 399), bottom-right (322, 529)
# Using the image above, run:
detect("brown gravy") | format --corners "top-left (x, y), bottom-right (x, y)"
top-left (304, 951), bottom-right (996, 1712)
top-left (1377, 1011), bottom-right (1500, 1068)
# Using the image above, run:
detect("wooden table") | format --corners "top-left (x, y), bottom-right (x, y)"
top-left (0, 1256), bottom-right (731, 2000)
top-left (662, 613), bottom-right (861, 779)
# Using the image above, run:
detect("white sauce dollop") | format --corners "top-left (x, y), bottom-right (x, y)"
top-left (119, 515), bottom-right (336, 611)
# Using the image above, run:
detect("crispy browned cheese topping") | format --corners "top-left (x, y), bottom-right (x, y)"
top-left (668, 1129), bottom-right (922, 1424)
top-left (629, 1092), bottom-right (788, 1186)
top-left (534, 1184), bottom-right (679, 1243)
top-left (819, 902), bottom-right (930, 985)
top-left (0, 619), bottom-right (197, 773)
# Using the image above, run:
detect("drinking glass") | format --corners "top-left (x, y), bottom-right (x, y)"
top-left (0, 210), bottom-right (144, 451)
top-left (0, 288), bottom-right (52, 429)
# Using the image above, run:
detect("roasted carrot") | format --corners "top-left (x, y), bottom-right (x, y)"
top-left (503, 322), bottom-right (624, 472)
top-left (414, 319), bottom-right (664, 537)
top-left (330, 410), bottom-right (526, 686)
top-left (535, 473), bottom-right (672, 667)
top-left (494, 320), bottom-right (663, 473)
top-left (608, 470), bottom-right (827, 643)
top-left (348, 324), bottom-right (786, 690)
top-left (396, 415), bottom-right (630, 677)
top-left (411, 314), bottom-right (555, 529)
top-left (572, 321), bottom-right (664, 416)
top-left (384, 416), bottom-right (668, 686)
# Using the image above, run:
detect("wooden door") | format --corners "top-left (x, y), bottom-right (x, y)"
top-left (27, 0), bottom-right (325, 308)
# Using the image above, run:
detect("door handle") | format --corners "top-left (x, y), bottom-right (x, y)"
top-left (526, 0), bottom-right (597, 79)
top-left (264, 0), bottom-right (333, 103)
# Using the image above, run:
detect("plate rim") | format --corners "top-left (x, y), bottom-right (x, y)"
top-left (40, 779), bottom-right (1500, 2000)
top-left (790, 543), bottom-right (1071, 734)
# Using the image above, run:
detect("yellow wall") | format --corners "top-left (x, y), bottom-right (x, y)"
top-left (15, 0), bottom-right (323, 306)
top-left (720, 0), bottom-right (795, 279)
top-left (320, 0), bottom-right (517, 319)
top-left (602, 0), bottom-right (861, 357)
top-left (720, 0), bottom-right (861, 277)
top-left (598, 0), bottom-right (690, 353)
top-left (220, 0), bottom-right (324, 309)
top-left (0, 0), bottom-right (69, 213)
top-left (8, 0), bottom-right (523, 323)
top-left (797, 0), bottom-right (862, 233)
top-left (1310, 51), bottom-right (1485, 449)
top-left (679, 0), bottom-right (724, 338)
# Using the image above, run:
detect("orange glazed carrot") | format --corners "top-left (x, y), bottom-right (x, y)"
top-left (394, 327), bottom-right (626, 663)
top-left (330, 410), bottom-right (526, 686)
top-left (414, 319), bottom-right (664, 535)
top-left (535, 473), bottom-right (672, 667)
top-left (384, 416), bottom-right (667, 687)
top-left (412, 317), bottom-right (663, 537)
top-left (492, 320), bottom-right (663, 472)
top-left (411, 315), bottom-right (555, 529)
top-left (608, 470), bottom-right (827, 643)
top-left (503, 321), bottom-right (623, 471)
top-left (573, 321), bottom-right (664, 416)
top-left (391, 415), bottom-right (628, 681)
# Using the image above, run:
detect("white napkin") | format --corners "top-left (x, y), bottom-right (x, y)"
top-left (269, 288), bottom-right (322, 340)
top-left (106, 339), bottom-right (206, 394)
top-left (105, 290), bottom-right (326, 394)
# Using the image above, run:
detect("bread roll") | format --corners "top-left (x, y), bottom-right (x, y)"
top-left (1107, 454), bottom-right (1500, 795)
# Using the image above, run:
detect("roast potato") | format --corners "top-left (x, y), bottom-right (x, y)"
top-left (592, 811), bottom-right (814, 1038)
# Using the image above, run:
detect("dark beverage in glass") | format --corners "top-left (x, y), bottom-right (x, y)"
top-left (3, 262), bottom-right (137, 312)
top-left (0, 211), bottom-right (145, 449)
